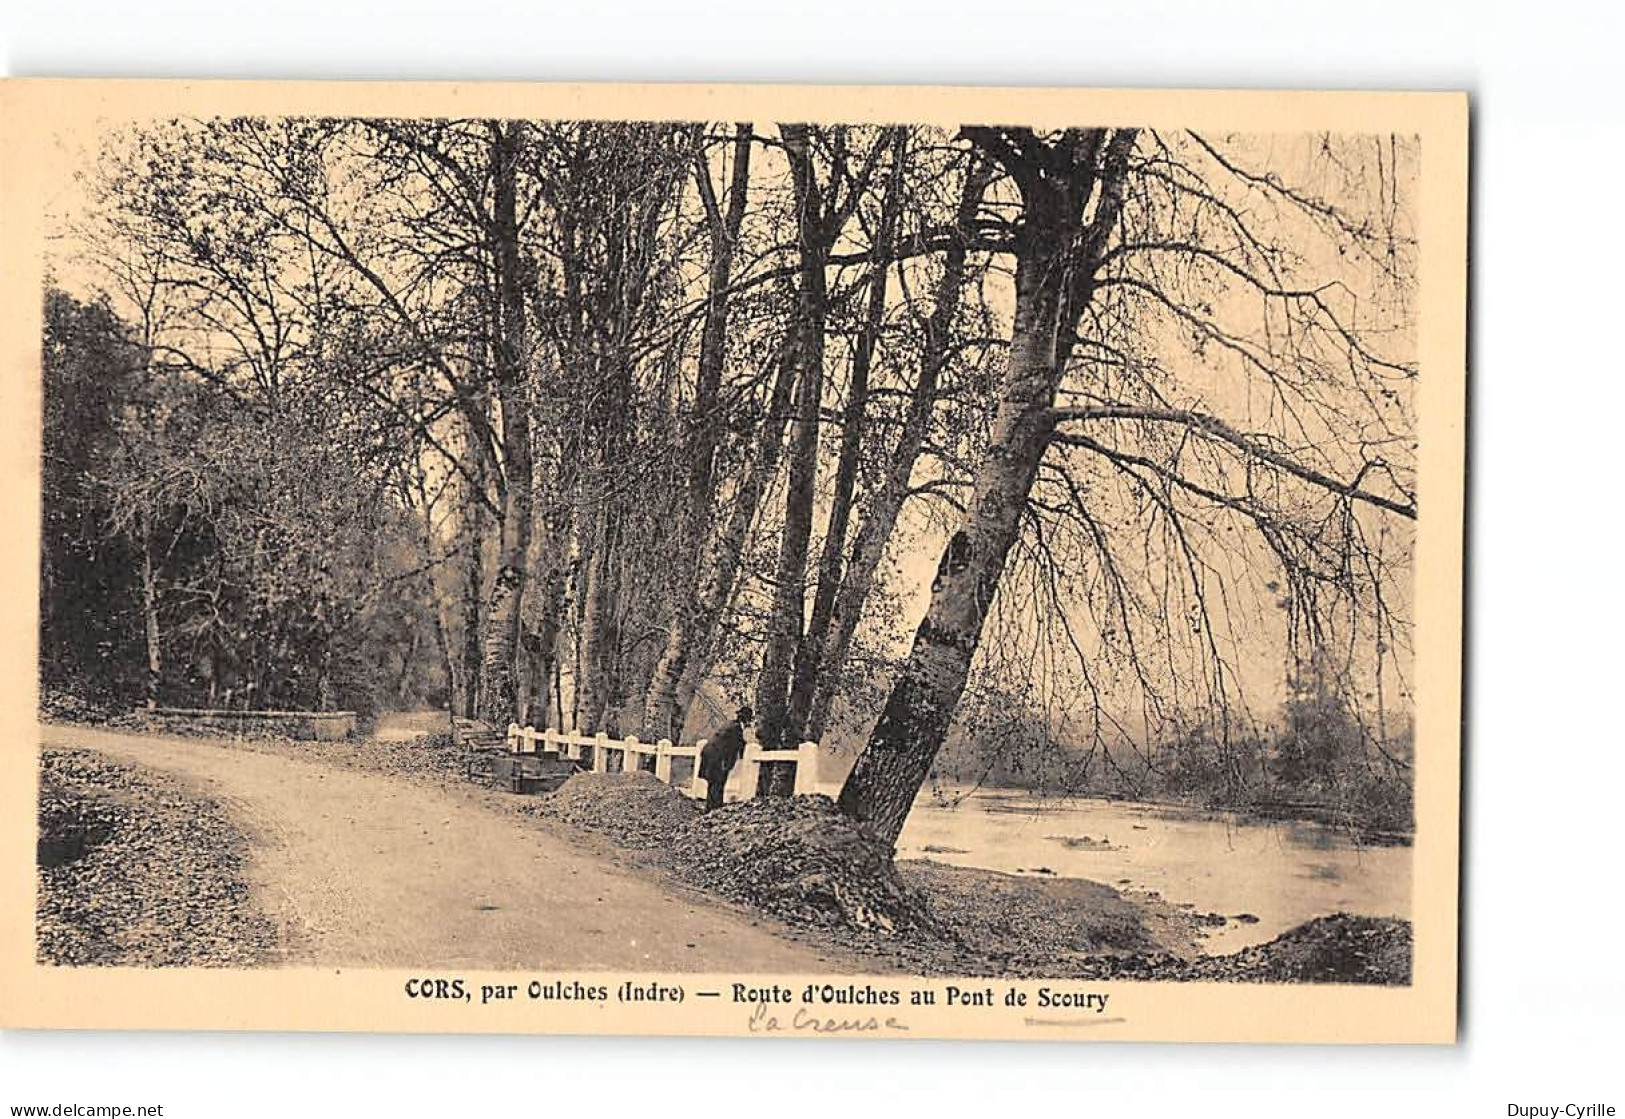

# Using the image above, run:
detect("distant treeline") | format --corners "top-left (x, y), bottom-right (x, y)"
top-left (930, 653), bottom-right (1414, 834)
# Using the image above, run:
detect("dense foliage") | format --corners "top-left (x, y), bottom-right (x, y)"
top-left (40, 288), bottom-right (446, 716)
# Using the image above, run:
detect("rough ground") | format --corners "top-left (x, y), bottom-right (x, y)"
top-left (36, 724), bottom-right (865, 972)
top-left (1181, 913), bottom-right (1412, 984)
top-left (898, 862), bottom-right (1179, 966)
top-left (37, 749), bottom-right (281, 966)
top-left (673, 793), bottom-right (942, 937)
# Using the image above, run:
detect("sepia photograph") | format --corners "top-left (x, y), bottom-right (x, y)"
top-left (0, 79), bottom-right (1467, 1044)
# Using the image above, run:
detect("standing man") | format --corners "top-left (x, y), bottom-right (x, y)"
top-left (699, 705), bottom-right (752, 813)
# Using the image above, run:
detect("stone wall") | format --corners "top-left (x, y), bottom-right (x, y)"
top-left (147, 707), bottom-right (357, 741)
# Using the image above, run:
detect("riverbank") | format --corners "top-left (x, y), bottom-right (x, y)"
top-left (527, 771), bottom-right (1410, 984)
top-left (525, 770), bottom-right (1206, 975)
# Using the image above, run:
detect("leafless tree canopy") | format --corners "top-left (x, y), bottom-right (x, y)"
top-left (45, 118), bottom-right (1418, 846)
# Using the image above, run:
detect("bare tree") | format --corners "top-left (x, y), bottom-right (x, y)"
top-left (837, 127), bottom-right (1417, 849)
top-left (641, 123), bottom-right (754, 739)
top-left (755, 124), bottom-right (891, 770)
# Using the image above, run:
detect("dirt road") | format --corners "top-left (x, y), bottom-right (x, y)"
top-left (39, 724), bottom-right (852, 972)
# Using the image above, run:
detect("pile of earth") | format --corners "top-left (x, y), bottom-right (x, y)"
top-left (670, 794), bottom-right (943, 938)
top-left (36, 750), bottom-right (281, 967)
top-left (526, 778), bottom-right (1226, 966)
top-left (528, 770), bottom-right (701, 849)
top-left (1183, 913), bottom-right (1412, 985)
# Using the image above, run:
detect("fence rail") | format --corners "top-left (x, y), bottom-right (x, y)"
top-left (506, 724), bottom-right (819, 801)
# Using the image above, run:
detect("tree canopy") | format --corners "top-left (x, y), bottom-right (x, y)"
top-left (44, 118), bottom-right (1419, 842)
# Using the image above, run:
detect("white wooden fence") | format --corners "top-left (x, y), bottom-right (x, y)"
top-left (506, 723), bottom-right (820, 801)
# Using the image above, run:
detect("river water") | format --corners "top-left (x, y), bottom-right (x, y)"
top-left (886, 787), bottom-right (1412, 954)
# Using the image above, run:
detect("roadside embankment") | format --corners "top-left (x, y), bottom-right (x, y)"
top-left (37, 749), bottom-right (282, 966)
top-left (523, 772), bottom-right (1411, 984)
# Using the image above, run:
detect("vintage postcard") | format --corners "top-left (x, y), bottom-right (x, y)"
top-left (0, 79), bottom-right (1466, 1043)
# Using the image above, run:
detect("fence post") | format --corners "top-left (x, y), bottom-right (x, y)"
top-left (593, 732), bottom-right (609, 773)
top-left (507, 722), bottom-right (520, 753)
top-left (624, 735), bottom-right (641, 775)
top-left (691, 739), bottom-right (709, 798)
top-left (654, 739), bottom-right (674, 784)
top-left (738, 731), bottom-right (761, 801)
top-left (794, 741), bottom-right (818, 795)
top-left (549, 728), bottom-right (578, 761)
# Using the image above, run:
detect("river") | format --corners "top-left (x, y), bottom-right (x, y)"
top-left (888, 787), bottom-right (1412, 954)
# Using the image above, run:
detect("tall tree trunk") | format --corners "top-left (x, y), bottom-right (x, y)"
top-left (836, 128), bottom-right (1136, 848)
top-left (408, 466), bottom-right (460, 715)
top-left (755, 124), bottom-right (829, 769)
top-left (518, 626), bottom-right (545, 726)
top-left (425, 574), bottom-right (458, 708)
top-left (575, 343), bottom-right (633, 734)
top-left (671, 340), bottom-right (800, 728)
top-left (787, 128), bottom-right (907, 743)
top-left (575, 504), bottom-right (619, 733)
top-left (642, 124), bottom-right (753, 739)
top-left (396, 630), bottom-right (421, 704)
top-left (552, 655), bottom-right (565, 731)
top-left (424, 542), bottom-right (457, 714)
top-left (518, 469), bottom-right (572, 728)
top-left (475, 121), bottom-right (534, 728)
top-left (140, 518), bottom-right (161, 710)
top-left (457, 393), bottom-right (493, 720)
top-left (473, 415), bottom-right (528, 727)
top-left (459, 499), bottom-right (484, 718)
top-left (805, 156), bottom-right (990, 740)
top-left (521, 561), bottom-right (565, 726)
